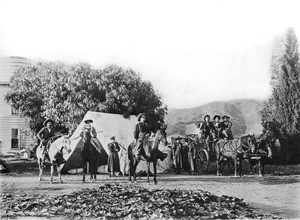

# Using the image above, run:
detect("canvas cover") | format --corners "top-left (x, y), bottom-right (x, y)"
top-left (61, 111), bottom-right (171, 174)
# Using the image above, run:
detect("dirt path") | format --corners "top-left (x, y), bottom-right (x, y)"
top-left (1, 172), bottom-right (299, 219)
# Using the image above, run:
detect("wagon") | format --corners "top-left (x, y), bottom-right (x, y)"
top-left (194, 139), bottom-right (234, 174)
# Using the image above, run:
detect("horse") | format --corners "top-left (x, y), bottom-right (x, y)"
top-left (36, 134), bottom-right (71, 183)
top-left (215, 134), bottom-right (256, 177)
top-left (249, 138), bottom-right (273, 176)
top-left (128, 129), bottom-right (168, 185)
top-left (80, 128), bottom-right (101, 182)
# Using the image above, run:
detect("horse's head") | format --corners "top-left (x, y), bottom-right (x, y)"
top-left (155, 129), bottom-right (168, 146)
top-left (241, 134), bottom-right (257, 154)
top-left (274, 138), bottom-right (280, 148)
top-left (60, 134), bottom-right (72, 154)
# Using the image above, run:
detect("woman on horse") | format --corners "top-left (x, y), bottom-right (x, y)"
top-left (107, 136), bottom-right (121, 177)
top-left (37, 119), bottom-right (56, 153)
top-left (134, 113), bottom-right (151, 162)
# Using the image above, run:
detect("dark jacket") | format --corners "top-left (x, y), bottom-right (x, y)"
top-left (37, 127), bottom-right (55, 141)
top-left (134, 122), bottom-right (150, 140)
top-left (199, 122), bottom-right (215, 137)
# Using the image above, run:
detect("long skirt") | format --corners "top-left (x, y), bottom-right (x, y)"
top-left (188, 152), bottom-right (194, 171)
top-left (107, 152), bottom-right (120, 173)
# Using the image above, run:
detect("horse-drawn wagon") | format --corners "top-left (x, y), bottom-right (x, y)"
top-left (193, 138), bottom-right (234, 174)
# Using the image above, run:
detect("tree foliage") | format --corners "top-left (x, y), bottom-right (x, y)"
top-left (5, 62), bottom-right (167, 133)
top-left (261, 28), bottom-right (300, 163)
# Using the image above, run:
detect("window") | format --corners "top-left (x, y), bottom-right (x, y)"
top-left (11, 107), bottom-right (19, 115)
top-left (11, 129), bottom-right (19, 149)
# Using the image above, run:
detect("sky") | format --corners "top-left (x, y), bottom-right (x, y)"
top-left (1, 0), bottom-right (300, 109)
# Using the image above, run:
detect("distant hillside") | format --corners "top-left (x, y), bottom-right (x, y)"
top-left (165, 99), bottom-right (263, 137)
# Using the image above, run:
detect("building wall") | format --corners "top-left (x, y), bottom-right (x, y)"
top-left (0, 56), bottom-right (35, 154)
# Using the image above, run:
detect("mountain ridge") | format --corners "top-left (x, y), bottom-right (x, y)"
top-left (165, 99), bottom-right (264, 137)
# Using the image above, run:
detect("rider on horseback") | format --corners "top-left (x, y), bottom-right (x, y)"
top-left (37, 119), bottom-right (56, 155)
top-left (134, 113), bottom-right (151, 162)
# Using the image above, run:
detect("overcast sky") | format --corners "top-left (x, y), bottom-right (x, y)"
top-left (1, 0), bottom-right (300, 109)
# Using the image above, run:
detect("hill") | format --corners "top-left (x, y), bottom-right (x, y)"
top-left (165, 99), bottom-right (263, 137)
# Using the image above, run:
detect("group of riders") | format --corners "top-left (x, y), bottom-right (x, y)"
top-left (36, 113), bottom-right (167, 177)
top-left (36, 112), bottom-right (275, 177)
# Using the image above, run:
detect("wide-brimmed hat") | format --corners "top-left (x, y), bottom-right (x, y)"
top-left (213, 115), bottom-right (221, 120)
top-left (203, 115), bottom-right (210, 120)
top-left (84, 119), bottom-right (93, 124)
top-left (222, 115), bottom-right (230, 119)
top-left (110, 136), bottom-right (116, 140)
top-left (43, 119), bottom-right (54, 126)
top-left (60, 127), bottom-right (69, 135)
top-left (137, 113), bottom-right (146, 121)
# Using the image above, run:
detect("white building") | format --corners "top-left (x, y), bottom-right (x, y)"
top-left (0, 56), bottom-right (35, 154)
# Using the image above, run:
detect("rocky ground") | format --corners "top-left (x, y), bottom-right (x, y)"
top-left (0, 160), bottom-right (300, 219)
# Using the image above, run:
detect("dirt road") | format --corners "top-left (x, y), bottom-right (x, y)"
top-left (1, 172), bottom-right (299, 219)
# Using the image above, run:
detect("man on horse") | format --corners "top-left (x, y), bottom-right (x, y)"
top-left (37, 119), bottom-right (56, 154)
top-left (134, 113), bottom-right (151, 162)
top-left (199, 115), bottom-right (215, 152)
top-left (220, 115), bottom-right (233, 140)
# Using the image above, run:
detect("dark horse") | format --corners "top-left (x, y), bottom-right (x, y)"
top-left (215, 134), bottom-right (256, 177)
top-left (80, 128), bottom-right (100, 182)
top-left (128, 129), bottom-right (168, 185)
top-left (249, 138), bottom-right (273, 176)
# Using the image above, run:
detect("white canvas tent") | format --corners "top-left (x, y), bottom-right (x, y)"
top-left (61, 111), bottom-right (171, 174)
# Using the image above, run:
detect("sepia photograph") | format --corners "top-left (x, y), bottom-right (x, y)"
top-left (0, 0), bottom-right (300, 219)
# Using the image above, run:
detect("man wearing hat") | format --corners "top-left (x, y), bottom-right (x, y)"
top-left (220, 115), bottom-right (233, 140)
top-left (37, 119), bottom-right (56, 153)
top-left (134, 113), bottom-right (150, 162)
top-left (107, 136), bottom-right (121, 177)
top-left (81, 119), bottom-right (97, 140)
top-left (199, 115), bottom-right (215, 152)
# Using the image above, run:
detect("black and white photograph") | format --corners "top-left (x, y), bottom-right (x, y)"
top-left (0, 0), bottom-right (300, 219)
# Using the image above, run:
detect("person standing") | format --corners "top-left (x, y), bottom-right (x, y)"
top-left (173, 137), bottom-right (183, 174)
top-left (186, 138), bottom-right (196, 174)
top-left (37, 119), bottom-right (56, 153)
top-left (107, 136), bottom-right (121, 177)
top-left (134, 113), bottom-right (151, 162)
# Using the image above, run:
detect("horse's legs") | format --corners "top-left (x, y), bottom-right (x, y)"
top-left (258, 159), bottom-right (262, 177)
top-left (238, 156), bottom-right (243, 177)
top-left (57, 164), bottom-right (63, 183)
top-left (50, 163), bottom-right (54, 183)
top-left (147, 162), bottom-right (149, 184)
top-left (216, 153), bottom-right (222, 176)
top-left (133, 160), bottom-right (138, 183)
top-left (153, 160), bottom-right (157, 185)
top-left (128, 160), bottom-right (132, 182)
top-left (38, 159), bottom-right (44, 181)
top-left (82, 160), bottom-right (87, 183)
top-left (234, 157), bottom-right (238, 177)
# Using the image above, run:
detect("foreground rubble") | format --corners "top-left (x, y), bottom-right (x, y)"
top-left (0, 183), bottom-right (277, 219)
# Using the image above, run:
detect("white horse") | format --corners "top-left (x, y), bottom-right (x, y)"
top-left (36, 134), bottom-right (71, 183)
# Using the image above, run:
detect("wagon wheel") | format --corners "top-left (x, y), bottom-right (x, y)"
top-left (196, 149), bottom-right (209, 174)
